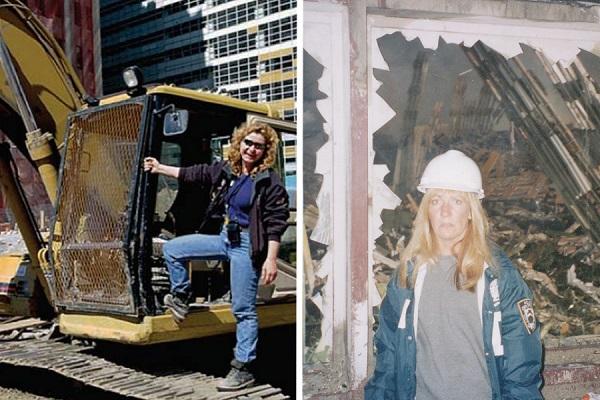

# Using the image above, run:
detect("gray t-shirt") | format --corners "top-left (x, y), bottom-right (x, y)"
top-left (415, 256), bottom-right (492, 400)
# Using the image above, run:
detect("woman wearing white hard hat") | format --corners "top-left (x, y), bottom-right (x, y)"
top-left (365, 150), bottom-right (542, 400)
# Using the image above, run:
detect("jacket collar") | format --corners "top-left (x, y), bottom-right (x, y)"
top-left (222, 162), bottom-right (234, 179)
top-left (254, 168), bottom-right (271, 184)
top-left (250, 168), bottom-right (272, 202)
top-left (221, 163), bottom-right (270, 204)
top-left (226, 161), bottom-right (271, 183)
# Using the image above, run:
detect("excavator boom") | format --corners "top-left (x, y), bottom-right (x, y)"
top-left (0, 1), bottom-right (89, 312)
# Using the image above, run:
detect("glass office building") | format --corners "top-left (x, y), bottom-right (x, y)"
top-left (205, 0), bottom-right (297, 120)
top-left (100, 0), bottom-right (209, 94)
top-left (100, 0), bottom-right (297, 120)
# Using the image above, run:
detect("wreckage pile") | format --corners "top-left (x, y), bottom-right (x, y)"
top-left (0, 230), bottom-right (27, 255)
top-left (486, 195), bottom-right (600, 338)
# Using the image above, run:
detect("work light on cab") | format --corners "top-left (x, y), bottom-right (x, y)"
top-left (122, 66), bottom-right (146, 96)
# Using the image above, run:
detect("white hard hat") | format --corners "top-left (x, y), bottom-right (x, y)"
top-left (417, 150), bottom-right (484, 199)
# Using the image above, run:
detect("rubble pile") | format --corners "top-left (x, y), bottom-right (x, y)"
top-left (487, 194), bottom-right (600, 338)
top-left (0, 230), bottom-right (27, 255)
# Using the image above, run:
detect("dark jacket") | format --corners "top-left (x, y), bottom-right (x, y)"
top-left (364, 247), bottom-right (543, 400)
top-left (178, 161), bottom-right (289, 264)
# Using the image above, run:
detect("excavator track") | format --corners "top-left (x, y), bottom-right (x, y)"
top-left (0, 338), bottom-right (290, 399)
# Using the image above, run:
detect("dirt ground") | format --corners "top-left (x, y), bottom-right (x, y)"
top-left (0, 387), bottom-right (52, 400)
top-left (0, 387), bottom-right (58, 400)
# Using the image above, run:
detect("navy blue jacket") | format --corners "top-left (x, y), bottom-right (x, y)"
top-left (179, 161), bottom-right (289, 264)
top-left (364, 247), bottom-right (542, 399)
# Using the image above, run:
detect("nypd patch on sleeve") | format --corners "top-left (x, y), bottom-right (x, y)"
top-left (517, 298), bottom-right (536, 334)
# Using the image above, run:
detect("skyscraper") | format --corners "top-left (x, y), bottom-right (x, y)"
top-left (204, 0), bottom-right (297, 120)
top-left (100, 0), bottom-right (297, 120)
top-left (100, 0), bottom-right (209, 95)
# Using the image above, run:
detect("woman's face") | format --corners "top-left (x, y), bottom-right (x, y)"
top-left (240, 132), bottom-right (267, 168)
top-left (427, 189), bottom-right (471, 252)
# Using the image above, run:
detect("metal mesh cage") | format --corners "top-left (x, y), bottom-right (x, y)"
top-left (51, 102), bottom-right (144, 314)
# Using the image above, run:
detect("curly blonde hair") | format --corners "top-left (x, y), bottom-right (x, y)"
top-left (228, 122), bottom-right (279, 176)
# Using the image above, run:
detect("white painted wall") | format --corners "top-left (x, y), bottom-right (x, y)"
top-left (304, 1), bottom-right (351, 373)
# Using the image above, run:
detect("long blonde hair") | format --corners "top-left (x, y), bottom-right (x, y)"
top-left (398, 189), bottom-right (492, 291)
top-left (228, 122), bottom-right (279, 176)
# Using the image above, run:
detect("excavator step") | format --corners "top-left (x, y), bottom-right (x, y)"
top-left (0, 339), bottom-right (290, 399)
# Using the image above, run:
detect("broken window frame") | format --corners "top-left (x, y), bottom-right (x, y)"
top-left (366, 9), bottom-right (600, 375)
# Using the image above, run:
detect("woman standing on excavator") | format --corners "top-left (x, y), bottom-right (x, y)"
top-left (143, 122), bottom-right (289, 391)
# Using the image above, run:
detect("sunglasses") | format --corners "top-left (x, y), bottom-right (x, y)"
top-left (243, 138), bottom-right (267, 151)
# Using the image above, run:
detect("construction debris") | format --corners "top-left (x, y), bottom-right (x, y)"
top-left (568, 265), bottom-right (600, 304)
top-left (0, 230), bottom-right (26, 254)
top-left (516, 258), bottom-right (562, 298)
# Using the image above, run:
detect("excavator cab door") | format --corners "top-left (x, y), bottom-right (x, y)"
top-left (48, 98), bottom-right (151, 316)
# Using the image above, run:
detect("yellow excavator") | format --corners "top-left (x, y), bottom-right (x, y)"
top-left (0, 0), bottom-right (296, 351)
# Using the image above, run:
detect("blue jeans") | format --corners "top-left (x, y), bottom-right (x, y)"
top-left (162, 228), bottom-right (259, 363)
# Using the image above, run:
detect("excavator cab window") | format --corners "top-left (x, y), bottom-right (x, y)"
top-left (152, 141), bottom-right (180, 235)
top-left (148, 98), bottom-right (247, 239)
top-left (48, 93), bottom-right (294, 316)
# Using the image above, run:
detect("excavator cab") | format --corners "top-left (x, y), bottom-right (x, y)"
top-left (43, 88), bottom-right (296, 344)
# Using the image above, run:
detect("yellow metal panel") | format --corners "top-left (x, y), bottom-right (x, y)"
top-left (0, 255), bottom-right (36, 317)
top-left (149, 86), bottom-right (271, 115)
top-left (258, 48), bottom-right (294, 62)
top-left (97, 92), bottom-right (132, 105)
top-left (268, 99), bottom-right (295, 111)
top-left (99, 86), bottom-right (275, 117)
top-left (259, 71), bottom-right (296, 85)
top-left (0, 254), bottom-right (22, 269)
top-left (266, 98), bottom-right (296, 120)
top-left (247, 25), bottom-right (258, 34)
top-left (59, 302), bottom-right (295, 345)
top-left (0, 255), bottom-right (23, 288)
